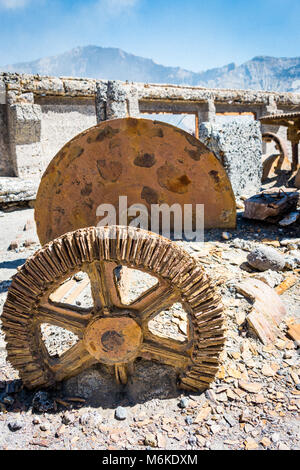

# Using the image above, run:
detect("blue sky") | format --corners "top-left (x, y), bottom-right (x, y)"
top-left (0, 0), bottom-right (299, 70)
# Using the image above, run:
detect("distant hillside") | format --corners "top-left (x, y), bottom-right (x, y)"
top-left (2, 45), bottom-right (300, 92)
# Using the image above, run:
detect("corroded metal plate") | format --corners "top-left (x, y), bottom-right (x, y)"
top-left (35, 118), bottom-right (236, 245)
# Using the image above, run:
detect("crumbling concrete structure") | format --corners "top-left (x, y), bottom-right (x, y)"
top-left (0, 72), bottom-right (300, 205)
top-left (199, 121), bottom-right (262, 198)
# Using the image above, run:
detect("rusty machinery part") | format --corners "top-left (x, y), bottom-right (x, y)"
top-left (260, 112), bottom-right (300, 172)
top-left (262, 132), bottom-right (291, 181)
top-left (2, 225), bottom-right (225, 392)
top-left (35, 118), bottom-right (236, 245)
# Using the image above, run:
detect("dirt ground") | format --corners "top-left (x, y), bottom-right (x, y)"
top-left (0, 206), bottom-right (299, 450)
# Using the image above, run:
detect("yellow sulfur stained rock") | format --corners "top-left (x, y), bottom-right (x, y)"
top-left (244, 438), bottom-right (259, 450)
top-left (261, 437), bottom-right (271, 448)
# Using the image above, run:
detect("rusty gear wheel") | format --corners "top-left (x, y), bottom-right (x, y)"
top-left (2, 226), bottom-right (225, 391)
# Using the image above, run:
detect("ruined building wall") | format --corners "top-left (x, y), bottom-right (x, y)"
top-left (0, 104), bottom-right (11, 176)
top-left (0, 72), bottom-right (300, 203)
top-left (199, 121), bottom-right (262, 198)
top-left (37, 97), bottom-right (97, 173)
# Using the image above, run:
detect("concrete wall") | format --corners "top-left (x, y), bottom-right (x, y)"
top-left (38, 97), bottom-right (97, 173)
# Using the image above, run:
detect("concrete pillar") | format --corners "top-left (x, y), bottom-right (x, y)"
top-left (106, 81), bottom-right (128, 119)
top-left (197, 99), bottom-right (216, 134)
top-left (96, 80), bottom-right (140, 122)
top-left (7, 103), bottom-right (42, 177)
top-left (0, 79), bottom-right (5, 105)
top-left (127, 87), bottom-right (140, 118)
top-left (95, 81), bottom-right (108, 123)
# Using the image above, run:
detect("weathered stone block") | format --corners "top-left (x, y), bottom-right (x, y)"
top-left (199, 120), bottom-right (262, 198)
top-left (0, 79), bottom-right (5, 105)
top-left (63, 79), bottom-right (96, 96)
top-left (0, 177), bottom-right (38, 205)
top-left (8, 103), bottom-right (41, 145)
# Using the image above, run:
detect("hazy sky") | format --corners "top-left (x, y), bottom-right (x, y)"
top-left (0, 0), bottom-right (299, 70)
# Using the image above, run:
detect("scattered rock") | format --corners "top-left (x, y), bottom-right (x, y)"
top-left (262, 364), bottom-right (276, 377)
top-left (8, 419), bottom-right (23, 432)
top-left (62, 411), bottom-right (75, 425)
top-left (24, 238), bottom-right (36, 247)
top-left (40, 422), bottom-right (50, 432)
top-left (278, 443), bottom-right (290, 450)
top-left (8, 239), bottom-right (19, 251)
top-left (222, 232), bottom-right (231, 240)
top-left (239, 381), bottom-right (262, 394)
top-left (185, 416), bottom-right (193, 425)
top-left (261, 437), bottom-right (271, 447)
top-left (73, 272), bottom-right (86, 282)
top-left (144, 434), bottom-right (157, 447)
top-left (179, 397), bottom-right (189, 409)
top-left (188, 436), bottom-right (197, 446)
top-left (253, 269), bottom-right (283, 288)
top-left (271, 432), bottom-right (280, 443)
top-left (223, 413), bottom-right (237, 427)
top-left (247, 245), bottom-right (286, 272)
top-left (115, 406), bottom-right (127, 421)
top-left (79, 410), bottom-right (101, 427)
top-left (244, 437), bottom-right (259, 450)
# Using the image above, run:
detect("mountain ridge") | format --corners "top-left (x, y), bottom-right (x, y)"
top-left (1, 45), bottom-right (300, 93)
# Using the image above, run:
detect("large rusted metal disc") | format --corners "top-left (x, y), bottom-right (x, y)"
top-left (35, 118), bottom-right (236, 245)
top-left (2, 226), bottom-right (225, 391)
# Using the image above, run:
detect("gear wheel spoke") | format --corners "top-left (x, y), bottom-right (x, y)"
top-left (85, 260), bottom-right (122, 313)
top-left (37, 302), bottom-right (92, 338)
top-left (140, 338), bottom-right (191, 369)
top-left (48, 341), bottom-right (96, 382)
top-left (133, 284), bottom-right (179, 321)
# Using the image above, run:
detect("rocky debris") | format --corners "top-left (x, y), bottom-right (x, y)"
top-left (61, 411), bottom-right (75, 425)
top-left (24, 238), bottom-right (36, 247)
top-left (247, 245), bottom-right (286, 272)
top-left (279, 211), bottom-right (300, 226)
top-left (0, 208), bottom-right (299, 450)
top-left (32, 391), bottom-right (55, 413)
top-left (73, 272), bottom-right (86, 282)
top-left (287, 323), bottom-right (300, 346)
top-left (8, 419), bottom-right (23, 432)
top-left (199, 120), bottom-right (262, 199)
top-left (179, 397), bottom-right (189, 409)
top-left (280, 238), bottom-right (300, 248)
top-left (285, 250), bottom-right (300, 269)
top-left (222, 232), bottom-right (232, 240)
top-left (275, 275), bottom-right (298, 295)
top-left (237, 278), bottom-right (287, 344)
top-left (0, 177), bottom-right (38, 206)
top-left (8, 239), bottom-right (20, 251)
top-left (144, 434), bottom-right (157, 448)
top-left (253, 269), bottom-right (283, 288)
top-left (115, 406), bottom-right (127, 421)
